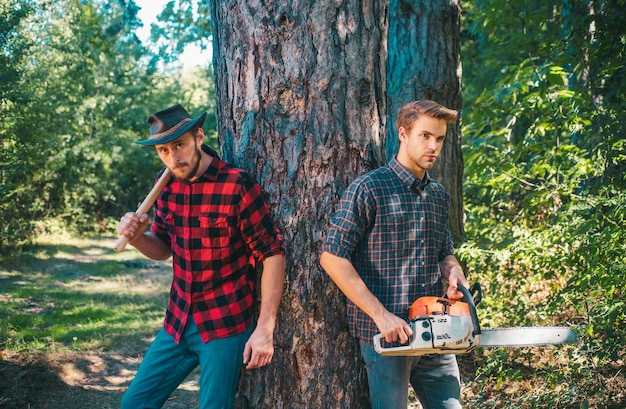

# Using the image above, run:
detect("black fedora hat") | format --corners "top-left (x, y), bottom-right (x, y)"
top-left (135, 104), bottom-right (207, 146)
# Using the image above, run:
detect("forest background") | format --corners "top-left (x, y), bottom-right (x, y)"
top-left (1, 0), bottom-right (624, 408)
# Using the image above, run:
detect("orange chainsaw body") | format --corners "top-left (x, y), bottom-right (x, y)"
top-left (374, 284), bottom-right (577, 356)
top-left (408, 296), bottom-right (470, 321)
top-left (373, 291), bottom-right (482, 356)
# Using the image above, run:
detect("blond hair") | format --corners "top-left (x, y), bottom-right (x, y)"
top-left (396, 100), bottom-right (458, 133)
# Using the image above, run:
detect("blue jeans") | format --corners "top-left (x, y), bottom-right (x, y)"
top-left (121, 319), bottom-right (252, 409)
top-left (360, 340), bottom-right (462, 409)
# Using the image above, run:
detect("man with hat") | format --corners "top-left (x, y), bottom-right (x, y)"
top-left (117, 104), bottom-right (286, 409)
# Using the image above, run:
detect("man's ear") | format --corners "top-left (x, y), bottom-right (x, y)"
top-left (398, 126), bottom-right (408, 142)
top-left (195, 128), bottom-right (205, 147)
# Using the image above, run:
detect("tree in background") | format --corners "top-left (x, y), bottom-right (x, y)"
top-left (209, 0), bottom-right (464, 406)
top-left (145, 0), bottom-right (212, 64)
top-left (209, 1), bottom-right (386, 406)
top-left (387, 0), bottom-right (464, 241)
top-left (0, 0), bottom-right (37, 253)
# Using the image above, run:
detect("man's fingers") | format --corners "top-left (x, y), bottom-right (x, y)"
top-left (404, 322), bottom-right (413, 338)
top-left (245, 351), bottom-right (273, 369)
top-left (383, 323), bottom-right (413, 344)
top-left (398, 324), bottom-right (413, 344)
top-left (242, 342), bottom-right (252, 365)
top-left (117, 212), bottom-right (149, 239)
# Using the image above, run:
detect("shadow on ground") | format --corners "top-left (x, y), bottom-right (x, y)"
top-left (0, 350), bottom-right (199, 409)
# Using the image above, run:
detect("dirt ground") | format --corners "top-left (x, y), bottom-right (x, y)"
top-left (0, 237), bottom-right (200, 409)
top-left (1, 348), bottom-right (436, 409)
top-left (0, 236), bottom-right (431, 409)
top-left (3, 347), bottom-right (625, 408)
top-left (0, 349), bottom-right (200, 409)
top-left (1, 236), bottom-right (624, 409)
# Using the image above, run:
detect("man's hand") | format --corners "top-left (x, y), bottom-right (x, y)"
top-left (373, 310), bottom-right (414, 344)
top-left (446, 265), bottom-right (470, 300)
top-left (243, 254), bottom-right (285, 369)
top-left (115, 213), bottom-right (171, 260)
top-left (243, 326), bottom-right (274, 369)
top-left (439, 255), bottom-right (470, 300)
top-left (320, 252), bottom-right (414, 344)
top-left (117, 212), bottom-right (150, 244)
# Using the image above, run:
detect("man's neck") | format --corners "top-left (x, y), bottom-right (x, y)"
top-left (188, 147), bottom-right (212, 182)
top-left (395, 154), bottom-right (426, 180)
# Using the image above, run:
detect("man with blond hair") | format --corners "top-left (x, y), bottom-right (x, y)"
top-left (321, 100), bottom-right (468, 409)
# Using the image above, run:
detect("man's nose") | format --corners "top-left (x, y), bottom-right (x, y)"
top-left (427, 138), bottom-right (439, 151)
top-left (171, 150), bottom-right (182, 162)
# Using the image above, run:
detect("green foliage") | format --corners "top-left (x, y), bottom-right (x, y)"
top-left (459, 0), bottom-right (625, 406)
top-left (1, 0), bottom-right (39, 254)
top-left (0, 0), bottom-right (217, 254)
top-left (148, 0), bottom-right (212, 63)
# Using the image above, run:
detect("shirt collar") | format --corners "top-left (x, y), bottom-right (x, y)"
top-left (389, 156), bottom-right (431, 191)
top-left (202, 144), bottom-right (220, 159)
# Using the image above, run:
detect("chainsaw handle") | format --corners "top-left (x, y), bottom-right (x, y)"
top-left (458, 284), bottom-right (482, 337)
top-left (372, 334), bottom-right (414, 355)
top-left (469, 282), bottom-right (482, 305)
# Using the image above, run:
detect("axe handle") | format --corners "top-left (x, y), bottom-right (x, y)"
top-left (113, 168), bottom-right (171, 252)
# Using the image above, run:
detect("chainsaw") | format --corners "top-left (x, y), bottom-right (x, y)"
top-left (373, 283), bottom-right (577, 356)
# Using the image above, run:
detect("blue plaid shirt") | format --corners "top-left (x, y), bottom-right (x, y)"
top-left (322, 157), bottom-right (455, 341)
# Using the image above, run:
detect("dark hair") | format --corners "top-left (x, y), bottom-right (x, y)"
top-left (396, 100), bottom-right (458, 133)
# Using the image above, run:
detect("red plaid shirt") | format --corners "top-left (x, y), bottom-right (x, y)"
top-left (151, 146), bottom-right (284, 343)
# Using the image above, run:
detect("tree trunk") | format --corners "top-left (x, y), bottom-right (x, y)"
top-left (386, 0), bottom-right (464, 242)
top-left (209, 1), bottom-right (387, 407)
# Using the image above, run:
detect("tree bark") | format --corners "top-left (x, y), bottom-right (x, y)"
top-left (386, 0), bottom-right (464, 241)
top-left (209, 1), bottom-right (387, 407)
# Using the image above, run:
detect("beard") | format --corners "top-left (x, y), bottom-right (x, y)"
top-left (171, 145), bottom-right (202, 182)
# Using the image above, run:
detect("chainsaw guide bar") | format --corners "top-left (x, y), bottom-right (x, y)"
top-left (480, 326), bottom-right (578, 348)
top-left (373, 284), bottom-right (578, 357)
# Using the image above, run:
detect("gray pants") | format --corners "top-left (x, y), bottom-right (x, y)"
top-left (360, 339), bottom-right (462, 409)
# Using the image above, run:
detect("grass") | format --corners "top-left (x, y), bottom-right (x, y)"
top-left (0, 233), bottom-right (169, 355)
top-left (1, 232), bottom-right (624, 409)
top-left (0, 233), bottom-right (202, 409)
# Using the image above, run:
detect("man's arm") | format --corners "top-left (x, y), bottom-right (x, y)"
top-left (319, 251), bottom-right (413, 344)
top-left (243, 254), bottom-right (286, 369)
top-left (439, 255), bottom-right (469, 299)
top-left (117, 212), bottom-right (171, 260)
